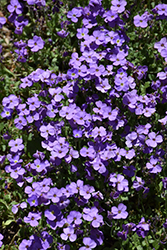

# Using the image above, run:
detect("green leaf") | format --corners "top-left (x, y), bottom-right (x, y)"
top-left (2, 219), bottom-right (14, 227)
top-left (0, 198), bottom-right (10, 210)
top-left (140, 81), bottom-right (150, 95)
top-left (156, 228), bottom-right (163, 236)
top-left (152, 239), bottom-right (160, 250)
top-left (0, 123), bottom-right (4, 132)
top-left (132, 233), bottom-right (143, 250)
top-left (121, 196), bottom-right (129, 201)
top-left (1, 244), bottom-right (4, 249)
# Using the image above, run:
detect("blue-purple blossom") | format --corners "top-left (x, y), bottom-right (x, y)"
top-left (136, 217), bottom-right (150, 238)
top-left (24, 212), bottom-right (41, 227)
top-left (0, 17), bottom-right (6, 28)
top-left (79, 237), bottom-right (97, 250)
top-left (133, 176), bottom-right (145, 191)
top-left (28, 35), bottom-right (44, 52)
top-left (111, 0), bottom-right (127, 13)
top-left (7, 0), bottom-right (23, 14)
top-left (111, 203), bottom-right (128, 219)
top-left (0, 234), bottom-right (3, 248)
top-left (67, 8), bottom-right (82, 23)
top-left (134, 14), bottom-right (148, 28)
top-left (60, 226), bottom-right (77, 242)
top-left (8, 138), bottom-right (24, 152)
top-left (146, 132), bottom-right (163, 148)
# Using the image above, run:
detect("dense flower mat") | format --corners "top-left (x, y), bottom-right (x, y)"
top-left (1, 0), bottom-right (167, 249)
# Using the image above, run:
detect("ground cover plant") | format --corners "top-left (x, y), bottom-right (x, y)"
top-left (1, 0), bottom-right (167, 249)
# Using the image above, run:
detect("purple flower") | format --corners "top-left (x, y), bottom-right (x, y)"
top-left (33, 150), bottom-right (45, 160)
top-left (0, 155), bottom-right (5, 164)
top-left (111, 0), bottom-right (127, 13)
top-left (57, 29), bottom-right (69, 38)
top-left (83, 207), bottom-right (103, 228)
top-left (49, 87), bottom-right (64, 102)
top-left (109, 174), bottom-right (129, 192)
top-left (133, 176), bottom-right (145, 191)
top-left (60, 226), bottom-right (77, 242)
top-left (92, 30), bottom-right (105, 46)
top-left (162, 177), bottom-right (167, 190)
top-left (41, 231), bottom-right (53, 249)
top-left (19, 239), bottom-right (32, 250)
top-left (125, 149), bottom-right (135, 159)
top-left (39, 124), bottom-right (55, 139)
top-left (125, 131), bottom-right (138, 148)
top-left (163, 219), bottom-right (167, 229)
top-left (77, 27), bottom-right (89, 39)
top-left (24, 182), bottom-right (41, 197)
top-left (103, 10), bottom-right (118, 23)
top-left (27, 95), bottom-right (41, 110)
top-left (95, 78), bottom-right (111, 93)
top-left (47, 187), bottom-right (62, 203)
top-left (123, 165), bottom-right (136, 177)
top-left (7, 0), bottom-right (23, 14)
top-left (111, 203), bottom-right (128, 219)
top-left (73, 129), bottom-right (83, 138)
top-left (1, 107), bottom-right (13, 119)
top-left (20, 76), bottom-right (33, 88)
top-left (90, 229), bottom-right (104, 246)
top-left (12, 202), bottom-right (27, 214)
top-left (0, 234), bottom-right (3, 248)
top-left (80, 146), bottom-right (96, 159)
top-left (136, 217), bottom-right (150, 238)
top-left (14, 116), bottom-right (27, 129)
top-left (27, 195), bottom-right (38, 207)
top-left (31, 159), bottom-right (47, 173)
top-left (154, 37), bottom-right (167, 53)
top-left (28, 35), bottom-right (44, 52)
top-left (80, 184), bottom-right (95, 200)
top-left (45, 205), bottom-right (61, 221)
top-left (146, 157), bottom-right (162, 173)
top-left (24, 212), bottom-right (41, 227)
top-left (57, 243), bottom-right (70, 250)
top-left (134, 14), bottom-right (148, 28)
top-left (135, 65), bottom-right (148, 80)
top-left (65, 147), bottom-right (79, 163)
top-left (145, 132), bottom-right (163, 148)
top-left (73, 111), bottom-right (87, 125)
top-left (8, 138), bottom-right (24, 152)
top-left (92, 157), bottom-right (106, 174)
top-left (143, 107), bottom-right (155, 117)
top-left (67, 68), bottom-right (78, 79)
top-left (103, 106), bottom-right (118, 121)
top-left (2, 94), bottom-right (19, 109)
top-left (10, 165), bottom-right (25, 179)
top-left (28, 234), bottom-right (42, 249)
top-left (67, 211), bottom-right (82, 225)
top-left (67, 7), bottom-right (82, 23)
top-left (117, 230), bottom-right (128, 240)
top-left (79, 237), bottom-right (97, 250)
top-left (115, 76), bottom-right (129, 92)
top-left (0, 17), bottom-right (6, 29)
top-left (92, 126), bottom-right (107, 139)
top-left (51, 144), bottom-right (69, 159)
top-left (113, 51), bottom-right (126, 66)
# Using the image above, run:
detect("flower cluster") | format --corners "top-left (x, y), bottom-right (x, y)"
top-left (1, 0), bottom-right (167, 249)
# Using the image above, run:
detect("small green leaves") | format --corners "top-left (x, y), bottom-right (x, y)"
top-left (2, 219), bottom-right (15, 228)
top-left (140, 81), bottom-right (150, 95)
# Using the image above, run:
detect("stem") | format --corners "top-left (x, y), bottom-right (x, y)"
top-left (8, 228), bottom-right (20, 250)
top-left (1, 65), bottom-right (16, 77)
